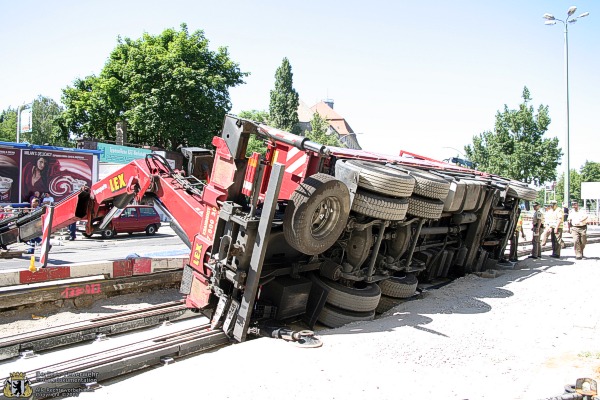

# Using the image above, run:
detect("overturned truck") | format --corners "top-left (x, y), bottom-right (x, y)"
top-left (0, 115), bottom-right (536, 342)
top-left (178, 116), bottom-right (536, 340)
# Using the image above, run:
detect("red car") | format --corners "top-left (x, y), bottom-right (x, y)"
top-left (81, 205), bottom-right (161, 239)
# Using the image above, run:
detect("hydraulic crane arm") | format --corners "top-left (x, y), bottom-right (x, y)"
top-left (0, 154), bottom-right (210, 250)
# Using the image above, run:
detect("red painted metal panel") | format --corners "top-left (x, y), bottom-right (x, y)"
top-left (20, 266), bottom-right (70, 284)
top-left (132, 258), bottom-right (152, 275)
top-left (186, 271), bottom-right (211, 308)
top-left (112, 259), bottom-right (133, 277)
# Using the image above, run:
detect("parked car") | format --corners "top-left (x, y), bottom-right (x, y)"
top-left (81, 205), bottom-right (161, 239)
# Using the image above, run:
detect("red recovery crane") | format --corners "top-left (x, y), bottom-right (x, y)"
top-left (0, 115), bottom-right (538, 343)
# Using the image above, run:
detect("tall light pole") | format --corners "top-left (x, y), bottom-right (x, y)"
top-left (543, 6), bottom-right (589, 206)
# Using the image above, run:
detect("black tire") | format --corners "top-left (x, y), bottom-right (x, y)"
top-left (378, 274), bottom-right (418, 298)
top-left (392, 166), bottom-right (451, 200)
top-left (101, 229), bottom-right (116, 239)
top-left (506, 181), bottom-right (537, 201)
top-left (318, 304), bottom-right (375, 328)
top-left (317, 276), bottom-right (381, 312)
top-left (283, 173), bottom-right (350, 256)
top-left (406, 196), bottom-right (444, 219)
top-left (344, 160), bottom-right (415, 197)
top-left (351, 190), bottom-right (409, 221)
top-left (376, 295), bottom-right (403, 314)
top-left (145, 224), bottom-right (157, 236)
top-left (82, 233), bottom-right (93, 238)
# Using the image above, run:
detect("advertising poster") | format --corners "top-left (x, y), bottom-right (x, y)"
top-left (0, 148), bottom-right (20, 203)
top-left (21, 149), bottom-right (94, 203)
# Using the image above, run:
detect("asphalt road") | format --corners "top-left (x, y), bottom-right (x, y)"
top-left (0, 226), bottom-right (189, 271)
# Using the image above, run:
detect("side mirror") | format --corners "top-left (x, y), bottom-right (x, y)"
top-left (524, 200), bottom-right (530, 211)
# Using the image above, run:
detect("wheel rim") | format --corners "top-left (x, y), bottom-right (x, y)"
top-left (148, 226), bottom-right (155, 234)
top-left (310, 196), bottom-right (341, 240)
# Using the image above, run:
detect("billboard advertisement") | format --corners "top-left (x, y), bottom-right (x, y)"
top-left (20, 149), bottom-right (95, 202)
top-left (0, 148), bottom-right (20, 202)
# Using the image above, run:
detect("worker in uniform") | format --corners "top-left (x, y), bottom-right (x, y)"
top-left (541, 204), bottom-right (552, 247)
top-left (509, 210), bottom-right (525, 262)
top-left (529, 202), bottom-right (543, 259)
top-left (549, 200), bottom-right (564, 258)
top-left (567, 200), bottom-right (588, 260)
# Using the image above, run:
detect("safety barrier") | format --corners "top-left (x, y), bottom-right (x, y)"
top-left (0, 255), bottom-right (188, 287)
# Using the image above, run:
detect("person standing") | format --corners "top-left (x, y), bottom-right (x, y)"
top-left (529, 202), bottom-right (543, 259)
top-left (541, 204), bottom-right (552, 247)
top-left (41, 192), bottom-right (55, 205)
top-left (567, 200), bottom-right (588, 260)
top-left (25, 198), bottom-right (43, 253)
top-left (68, 222), bottom-right (77, 241)
top-left (549, 200), bottom-right (564, 258)
top-left (509, 210), bottom-right (526, 262)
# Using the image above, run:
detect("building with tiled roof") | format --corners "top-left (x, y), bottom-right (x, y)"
top-left (296, 99), bottom-right (362, 150)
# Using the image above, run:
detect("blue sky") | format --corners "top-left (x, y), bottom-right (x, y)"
top-left (1, 0), bottom-right (598, 175)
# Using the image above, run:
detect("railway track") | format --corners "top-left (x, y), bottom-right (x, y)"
top-left (1, 318), bottom-right (227, 399)
top-left (0, 301), bottom-right (190, 361)
top-left (0, 302), bottom-right (227, 399)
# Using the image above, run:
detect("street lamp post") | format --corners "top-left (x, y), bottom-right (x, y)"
top-left (543, 6), bottom-right (589, 206)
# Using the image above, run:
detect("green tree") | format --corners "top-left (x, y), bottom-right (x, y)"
top-left (61, 24), bottom-right (247, 150)
top-left (239, 110), bottom-right (269, 156)
top-left (0, 97), bottom-right (70, 146)
top-left (580, 161), bottom-right (600, 182)
top-left (305, 112), bottom-right (342, 146)
top-left (0, 108), bottom-right (17, 142)
top-left (269, 58), bottom-right (299, 133)
top-left (464, 87), bottom-right (562, 185)
top-left (555, 169), bottom-right (582, 204)
top-left (29, 96), bottom-right (70, 146)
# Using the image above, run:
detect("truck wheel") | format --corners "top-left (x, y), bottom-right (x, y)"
top-left (318, 304), bottom-right (375, 328)
top-left (376, 295), bottom-right (403, 314)
top-left (316, 276), bottom-right (381, 312)
top-left (378, 274), bottom-right (418, 298)
top-left (283, 173), bottom-right (350, 255)
top-left (351, 190), bottom-right (409, 221)
top-left (406, 196), bottom-right (444, 219)
top-left (506, 180), bottom-right (537, 201)
top-left (101, 229), bottom-right (116, 239)
top-left (392, 166), bottom-right (451, 200)
top-left (344, 160), bottom-right (415, 197)
top-left (82, 233), bottom-right (93, 238)
top-left (145, 224), bottom-right (157, 236)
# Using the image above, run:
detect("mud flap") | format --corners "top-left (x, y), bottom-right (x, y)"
top-left (303, 273), bottom-right (331, 329)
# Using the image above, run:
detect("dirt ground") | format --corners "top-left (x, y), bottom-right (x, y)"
top-left (2, 244), bottom-right (599, 399)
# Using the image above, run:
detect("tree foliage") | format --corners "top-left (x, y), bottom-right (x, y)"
top-left (61, 24), bottom-right (247, 150)
top-left (0, 97), bottom-right (70, 146)
top-left (305, 112), bottom-right (342, 146)
top-left (580, 161), bottom-right (600, 182)
top-left (238, 110), bottom-right (269, 156)
top-left (555, 169), bottom-right (582, 205)
top-left (269, 58), bottom-right (299, 133)
top-left (0, 108), bottom-right (16, 142)
top-left (30, 96), bottom-right (70, 146)
top-left (464, 87), bottom-right (562, 185)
